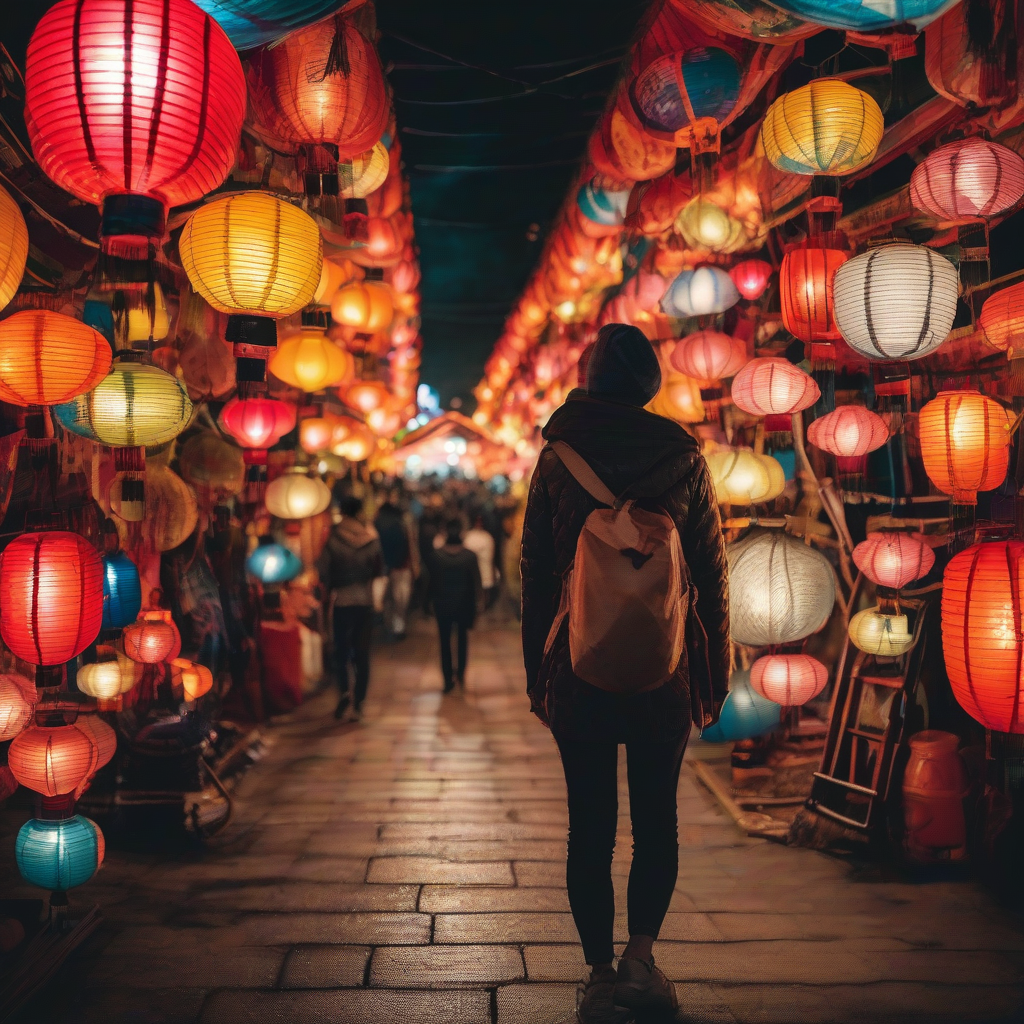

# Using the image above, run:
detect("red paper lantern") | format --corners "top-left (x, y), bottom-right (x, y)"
top-left (942, 540), bottom-right (1024, 733)
top-left (9, 719), bottom-right (98, 797)
top-left (123, 619), bottom-right (177, 664)
top-left (979, 281), bottom-right (1024, 354)
top-left (0, 533), bottom-right (103, 668)
top-left (220, 397), bottom-right (297, 452)
top-left (806, 405), bottom-right (889, 457)
top-left (670, 331), bottom-right (746, 383)
top-left (750, 654), bottom-right (828, 706)
top-left (343, 380), bottom-right (389, 415)
top-left (730, 357), bottom-right (820, 417)
top-left (911, 138), bottom-right (1024, 221)
top-left (780, 248), bottom-right (849, 342)
top-left (25, 0), bottom-right (245, 248)
top-left (853, 532), bottom-right (935, 589)
top-left (730, 259), bottom-right (773, 301)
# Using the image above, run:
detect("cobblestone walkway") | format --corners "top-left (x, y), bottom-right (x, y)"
top-left (14, 619), bottom-right (1024, 1023)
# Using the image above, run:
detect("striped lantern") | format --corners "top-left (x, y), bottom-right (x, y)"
top-left (832, 244), bottom-right (959, 361)
top-left (780, 248), bottom-right (849, 342)
top-left (0, 674), bottom-right (36, 742)
top-left (730, 357), bottom-right (820, 417)
top-left (101, 552), bottom-right (143, 631)
top-left (8, 720), bottom-right (98, 797)
top-left (806, 405), bottom-right (889, 457)
top-left (16, 815), bottom-right (104, 891)
top-left (910, 138), bottom-right (1024, 220)
top-left (192, 0), bottom-right (343, 48)
top-left (979, 281), bottom-right (1024, 354)
top-left (750, 654), bottom-right (828, 706)
top-left (576, 182), bottom-right (630, 235)
top-left (853, 532), bottom-right (935, 589)
top-left (670, 331), bottom-right (746, 383)
top-left (767, 0), bottom-right (956, 30)
top-left (0, 184), bottom-right (28, 312)
top-left (123, 619), bottom-right (178, 664)
top-left (662, 266), bottom-right (739, 317)
top-left (848, 608), bottom-right (915, 656)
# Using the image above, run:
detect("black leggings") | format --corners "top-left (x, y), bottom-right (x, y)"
top-left (555, 729), bottom-right (690, 965)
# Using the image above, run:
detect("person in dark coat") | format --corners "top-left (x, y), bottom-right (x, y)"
top-left (320, 496), bottom-right (384, 721)
top-left (429, 518), bottom-right (482, 693)
top-left (375, 497), bottom-right (414, 639)
top-left (520, 323), bottom-right (730, 1024)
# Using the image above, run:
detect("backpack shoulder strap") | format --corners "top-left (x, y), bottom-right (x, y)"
top-left (550, 441), bottom-right (618, 508)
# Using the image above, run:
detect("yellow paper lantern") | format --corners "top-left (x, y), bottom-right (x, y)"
top-left (126, 282), bottom-right (171, 343)
top-left (676, 197), bottom-right (744, 254)
top-left (179, 192), bottom-right (322, 317)
top-left (111, 464), bottom-right (198, 552)
top-left (313, 259), bottom-right (354, 306)
top-left (171, 658), bottom-right (213, 700)
top-left (848, 607), bottom-right (914, 657)
top-left (0, 184), bottom-right (28, 312)
top-left (265, 469), bottom-right (332, 519)
top-left (76, 645), bottom-right (142, 704)
top-left (339, 142), bottom-right (390, 199)
top-left (269, 328), bottom-right (353, 392)
top-left (707, 449), bottom-right (786, 505)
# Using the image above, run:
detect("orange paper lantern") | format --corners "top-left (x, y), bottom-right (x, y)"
top-left (670, 331), bottom-right (746, 383)
top-left (343, 380), bottom-right (390, 415)
top-left (171, 658), bottom-right (214, 701)
top-left (331, 280), bottom-right (394, 333)
top-left (979, 281), bottom-right (1024, 354)
top-left (8, 719), bottom-right (97, 797)
top-left (780, 248), bottom-right (848, 342)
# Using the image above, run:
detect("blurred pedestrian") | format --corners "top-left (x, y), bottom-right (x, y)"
top-left (375, 496), bottom-right (414, 639)
top-left (428, 518), bottom-right (481, 692)
top-left (463, 514), bottom-right (497, 609)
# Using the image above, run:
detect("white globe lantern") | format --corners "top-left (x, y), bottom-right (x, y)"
top-left (264, 470), bottom-right (331, 520)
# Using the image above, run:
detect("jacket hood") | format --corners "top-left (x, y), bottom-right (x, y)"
top-left (335, 518), bottom-right (379, 548)
top-left (542, 391), bottom-right (701, 498)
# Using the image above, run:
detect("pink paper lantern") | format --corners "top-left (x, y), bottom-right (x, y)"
top-left (806, 405), bottom-right (889, 458)
top-left (670, 331), bottom-right (746, 383)
top-left (730, 357), bottom-right (819, 417)
top-left (853, 532), bottom-right (936, 589)
top-left (911, 138), bottom-right (1024, 221)
top-left (730, 259), bottom-right (773, 301)
top-left (750, 654), bottom-right (828, 706)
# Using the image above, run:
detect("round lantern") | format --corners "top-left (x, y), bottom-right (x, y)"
top-left (9, 720), bottom-right (98, 796)
top-left (853, 532), bottom-right (935, 589)
top-left (730, 259), bottom-right (772, 302)
top-left (942, 541), bottom-right (1024, 732)
top-left (0, 674), bottom-right (36, 742)
top-left (806, 405), bottom-right (889, 457)
top-left (760, 81), bottom-right (884, 177)
top-left (76, 646), bottom-right (142, 703)
top-left (171, 658), bottom-right (214, 701)
top-left (0, 311), bottom-right (111, 407)
top-left (707, 449), bottom-right (785, 505)
top-left (179, 432), bottom-right (246, 500)
top-left (102, 552), bottom-right (142, 631)
top-left (848, 607), bottom-right (914, 656)
top-left (728, 529), bottom-right (836, 646)
top-left (269, 329), bottom-right (353, 393)
top-left (576, 182), bottom-right (629, 234)
top-left (110, 464), bottom-right (198, 553)
top-left (300, 417), bottom-right (338, 454)
top-left (55, 360), bottom-right (193, 447)
top-left (333, 427), bottom-right (376, 463)
top-left (0, 532), bottom-right (103, 668)
top-left (750, 654), bottom-right (828, 706)
top-left (246, 538), bottom-right (303, 584)
top-left (631, 48), bottom-right (741, 142)
top-left (331, 280), bottom-right (394, 333)
top-left (700, 670), bottom-right (781, 742)
top-left (911, 138), bottom-right (1024, 221)
top-left (648, 375), bottom-right (705, 425)
top-left (769, 0), bottom-right (976, 33)
top-left (833, 244), bottom-right (959, 361)
top-left (340, 142), bottom-right (391, 199)
top-left (220, 396), bottom-right (297, 452)
top-left (140, 608), bottom-right (182, 661)
top-left (780, 248), bottom-right (849, 342)
top-left (918, 391), bottom-right (1012, 504)
top-left (179, 193), bottom-right (322, 318)
top-left (671, 331), bottom-right (746, 383)
top-left (75, 714), bottom-right (116, 773)
top-left (16, 815), bottom-right (104, 891)
top-left (123, 619), bottom-right (177, 664)
top-left (662, 266), bottom-right (739, 318)
top-left (979, 282), bottom-right (1024, 354)
top-left (0, 184), bottom-right (28, 312)
top-left (265, 470), bottom-right (331, 520)
top-left (676, 198), bottom-right (744, 254)
top-left (731, 357), bottom-right (819, 417)
top-left (343, 380), bottom-right (390, 415)
top-left (25, 0), bottom-right (245, 248)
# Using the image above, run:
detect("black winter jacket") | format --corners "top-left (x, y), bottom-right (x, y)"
top-left (520, 391), bottom-right (730, 742)
top-left (429, 545), bottom-right (482, 623)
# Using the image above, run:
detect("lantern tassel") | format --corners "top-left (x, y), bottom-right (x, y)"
top-left (810, 342), bottom-right (836, 416)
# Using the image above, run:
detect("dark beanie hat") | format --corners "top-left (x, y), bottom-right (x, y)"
top-left (585, 323), bottom-right (662, 406)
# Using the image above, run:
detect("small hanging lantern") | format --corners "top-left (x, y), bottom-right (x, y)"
top-left (676, 198), bottom-right (744, 254)
top-left (978, 281), bottom-right (1024, 354)
top-left (265, 470), bottom-right (332, 520)
top-left (76, 645), bottom-right (143, 706)
top-left (246, 537), bottom-right (303, 584)
top-left (101, 552), bottom-right (143, 632)
top-left (730, 357), bottom-right (820, 433)
top-left (670, 331), bottom-right (746, 384)
top-left (575, 181), bottom-right (629, 237)
top-left (0, 674), bottom-right (37, 742)
top-left (16, 815), bottom-right (104, 892)
top-left (707, 448), bottom-right (785, 505)
top-left (343, 380), bottom-right (390, 415)
top-left (700, 670), bottom-right (781, 742)
top-left (123, 618), bottom-right (177, 665)
top-left (779, 249), bottom-right (849, 343)
top-left (848, 607), bottom-right (915, 656)
top-left (171, 658), bottom-right (214, 701)
top-left (853, 532), bottom-right (935, 589)
top-left (767, 0), bottom-right (955, 31)
top-left (330, 280), bottom-right (394, 334)
top-left (299, 417), bottom-right (340, 454)
top-left (662, 266), bottom-right (739, 318)
top-left (220, 396), bottom-right (297, 502)
top-left (910, 138), bottom-right (1024, 221)
top-left (729, 259), bottom-right (772, 301)
top-left (806, 404), bottom-right (888, 488)
top-left (749, 654), bottom-right (828, 706)
top-left (8, 716), bottom-right (98, 797)
top-left (0, 184), bottom-right (28, 312)
top-left (269, 328), bottom-right (354, 393)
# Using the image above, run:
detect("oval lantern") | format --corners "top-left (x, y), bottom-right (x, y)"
top-left (911, 138), bottom-right (1024, 221)
top-left (101, 552), bottom-right (142, 631)
top-left (340, 142), bottom-right (391, 200)
top-left (806, 405), bottom-right (889, 457)
top-left (110, 464), bottom-right (199, 553)
top-left (76, 646), bottom-right (142, 703)
top-left (918, 391), bottom-right (1012, 504)
top-left (270, 328), bottom-right (353, 393)
top-left (727, 529), bottom-right (836, 646)
top-left (662, 266), bottom-right (739, 317)
top-left (0, 674), bottom-right (36, 742)
top-left (780, 248), bottom-right (849, 342)
top-left (0, 311), bottom-right (111, 407)
top-left (123, 619), bottom-right (177, 664)
top-left (25, 0), bottom-right (245, 249)
top-left (731, 357), bottom-right (819, 417)
top-left (671, 331), bottom-right (746, 383)
top-left (16, 815), bottom-right (104, 891)
top-left (8, 721), bottom-right (98, 797)
top-left (220, 396), bottom-right (297, 452)
top-left (750, 654), bottom-right (828, 706)
top-left (246, 538), bottom-right (303, 584)
top-left (730, 259), bottom-right (772, 301)
top-left (0, 532), bottom-right (103, 668)
top-left (576, 182), bottom-right (630, 234)
top-left (853, 532), bottom-right (935, 589)
top-left (676, 198), bottom-right (745, 254)
top-left (832, 244), bottom-right (959, 361)
top-left (700, 670), bottom-right (781, 741)
top-left (0, 185), bottom-right (29, 312)
top-left (707, 449), bottom-right (785, 505)
top-left (767, 0), bottom-right (956, 30)
top-left (331, 280), bottom-right (394, 333)
top-left (343, 380), bottom-right (390, 416)
top-left (979, 281), bottom-right (1024, 354)
top-left (760, 80), bottom-right (884, 176)
top-left (75, 714), bottom-right (116, 774)
top-left (171, 658), bottom-right (214, 701)
top-left (848, 607), bottom-right (915, 657)
top-left (942, 540), bottom-right (1024, 733)
top-left (265, 471), bottom-right (332, 520)
top-left (300, 417), bottom-right (339, 454)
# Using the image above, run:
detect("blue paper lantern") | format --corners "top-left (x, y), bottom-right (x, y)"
top-left (663, 266), bottom-right (740, 318)
top-left (767, 0), bottom-right (955, 31)
top-left (190, 0), bottom-right (343, 50)
top-left (16, 815), bottom-right (104, 891)
top-left (632, 48), bottom-right (741, 136)
top-left (700, 670), bottom-right (781, 742)
top-left (102, 552), bottom-right (142, 631)
top-left (576, 182), bottom-right (630, 229)
top-left (246, 539), bottom-right (302, 584)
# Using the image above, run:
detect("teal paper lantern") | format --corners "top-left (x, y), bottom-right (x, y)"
top-left (700, 670), bottom-right (781, 742)
top-left (16, 815), bottom-right (104, 891)
top-left (663, 266), bottom-right (740, 318)
top-left (102, 552), bottom-right (142, 631)
top-left (191, 0), bottom-right (343, 50)
top-left (246, 539), bottom-right (302, 584)
top-left (767, 0), bottom-right (955, 30)
top-left (576, 182), bottom-right (630, 229)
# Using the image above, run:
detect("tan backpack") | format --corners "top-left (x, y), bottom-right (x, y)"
top-left (544, 440), bottom-right (688, 694)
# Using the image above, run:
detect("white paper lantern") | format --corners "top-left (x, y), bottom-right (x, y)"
top-left (848, 607), bottom-right (914, 656)
top-left (264, 470), bottom-right (331, 520)
top-left (832, 243), bottom-right (958, 361)
top-left (662, 266), bottom-right (739, 318)
top-left (728, 529), bottom-right (836, 646)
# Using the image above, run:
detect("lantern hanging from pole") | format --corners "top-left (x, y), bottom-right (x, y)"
top-left (8, 717), bottom-right (98, 796)
top-left (760, 80), bottom-right (884, 177)
top-left (246, 537), bottom-right (303, 584)
top-left (727, 529), bottom-right (836, 646)
top-left (24, 0), bottom-right (245, 254)
top-left (0, 674), bottom-right (36, 742)
top-left (848, 607), bottom-right (915, 656)
top-left (0, 184), bottom-right (28, 312)
top-left (101, 552), bottom-right (142, 632)
top-left (832, 243), bottom-right (959, 361)
top-left (16, 815), bottom-right (104, 891)
top-left (670, 331), bottom-right (746, 383)
top-left (942, 540), bottom-right (1024, 733)
top-left (662, 266), bottom-right (739, 317)
top-left (270, 329), bottom-right (354, 393)
top-left (979, 281), bottom-right (1024, 354)
top-left (911, 138), bottom-right (1024, 221)
top-left (750, 654), bottom-right (828, 706)
top-left (730, 259), bottom-right (772, 301)
top-left (265, 470), bottom-right (332, 520)
top-left (780, 248), bottom-right (849, 342)
top-left (730, 357), bottom-right (819, 424)
top-left (853, 532), bottom-right (935, 589)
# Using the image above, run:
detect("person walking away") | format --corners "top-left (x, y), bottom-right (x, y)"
top-left (375, 496), bottom-right (414, 639)
top-left (520, 323), bottom-right (730, 1024)
top-left (321, 496), bottom-right (384, 721)
top-left (429, 518), bottom-right (482, 692)
top-left (463, 514), bottom-right (498, 610)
